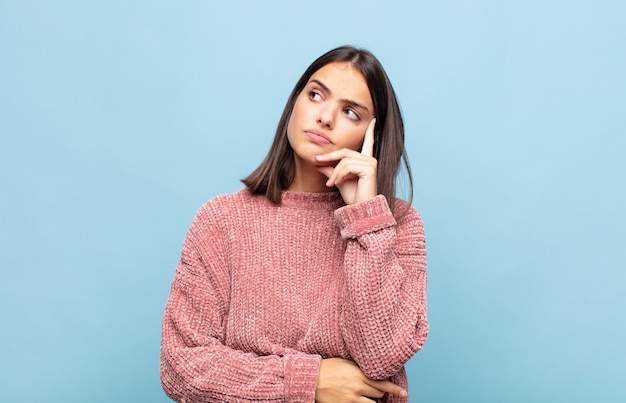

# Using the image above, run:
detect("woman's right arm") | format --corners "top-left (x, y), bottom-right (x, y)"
top-left (160, 206), bottom-right (320, 402)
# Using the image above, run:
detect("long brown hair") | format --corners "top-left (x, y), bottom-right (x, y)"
top-left (242, 46), bottom-right (413, 215)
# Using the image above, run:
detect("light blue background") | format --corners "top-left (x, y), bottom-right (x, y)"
top-left (1, 1), bottom-right (624, 402)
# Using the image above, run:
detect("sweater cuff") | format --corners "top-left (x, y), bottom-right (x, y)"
top-left (284, 354), bottom-right (321, 403)
top-left (334, 195), bottom-right (396, 239)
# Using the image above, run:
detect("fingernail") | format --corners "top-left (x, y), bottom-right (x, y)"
top-left (400, 390), bottom-right (408, 398)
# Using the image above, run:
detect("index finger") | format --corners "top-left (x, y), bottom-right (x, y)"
top-left (360, 118), bottom-right (376, 157)
top-left (364, 378), bottom-right (408, 398)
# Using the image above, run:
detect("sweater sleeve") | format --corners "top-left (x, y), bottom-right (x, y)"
top-left (334, 195), bottom-right (428, 380)
top-left (160, 204), bottom-right (321, 402)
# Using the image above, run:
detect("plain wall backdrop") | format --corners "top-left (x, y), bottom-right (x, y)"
top-left (1, 1), bottom-right (624, 402)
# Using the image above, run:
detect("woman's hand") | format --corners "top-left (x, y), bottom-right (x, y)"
top-left (315, 358), bottom-right (407, 402)
top-left (316, 118), bottom-right (378, 205)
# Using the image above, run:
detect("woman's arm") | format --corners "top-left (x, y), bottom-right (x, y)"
top-left (334, 195), bottom-right (428, 380)
top-left (160, 206), bottom-right (321, 402)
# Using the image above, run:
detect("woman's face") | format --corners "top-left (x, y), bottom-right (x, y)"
top-left (287, 62), bottom-right (374, 167)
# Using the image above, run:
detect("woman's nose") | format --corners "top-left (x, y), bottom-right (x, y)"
top-left (317, 105), bottom-right (334, 129)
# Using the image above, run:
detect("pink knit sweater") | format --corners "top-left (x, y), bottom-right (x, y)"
top-left (160, 189), bottom-right (428, 402)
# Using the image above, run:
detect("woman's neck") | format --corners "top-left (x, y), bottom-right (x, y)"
top-left (287, 157), bottom-right (334, 193)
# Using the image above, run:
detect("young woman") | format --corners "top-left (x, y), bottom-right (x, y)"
top-left (160, 46), bottom-right (428, 402)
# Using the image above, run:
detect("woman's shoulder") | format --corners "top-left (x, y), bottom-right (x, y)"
top-left (194, 188), bottom-right (265, 219)
top-left (201, 187), bottom-right (251, 206)
top-left (393, 197), bottom-right (424, 227)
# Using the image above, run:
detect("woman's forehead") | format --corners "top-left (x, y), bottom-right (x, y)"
top-left (308, 62), bottom-right (373, 110)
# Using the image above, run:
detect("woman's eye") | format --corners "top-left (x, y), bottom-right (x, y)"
top-left (308, 90), bottom-right (322, 101)
top-left (344, 108), bottom-right (361, 121)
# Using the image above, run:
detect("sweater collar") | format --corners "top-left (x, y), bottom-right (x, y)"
top-left (278, 190), bottom-right (344, 210)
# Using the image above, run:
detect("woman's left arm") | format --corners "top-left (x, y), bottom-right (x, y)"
top-left (334, 195), bottom-right (428, 380)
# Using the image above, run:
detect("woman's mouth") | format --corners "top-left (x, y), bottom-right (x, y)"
top-left (305, 130), bottom-right (331, 145)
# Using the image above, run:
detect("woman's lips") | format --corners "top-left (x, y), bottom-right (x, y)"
top-left (305, 130), bottom-right (331, 145)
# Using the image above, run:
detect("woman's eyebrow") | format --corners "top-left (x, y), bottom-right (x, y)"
top-left (309, 79), bottom-right (370, 113)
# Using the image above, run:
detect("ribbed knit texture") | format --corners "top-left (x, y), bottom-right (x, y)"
top-left (160, 189), bottom-right (428, 402)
